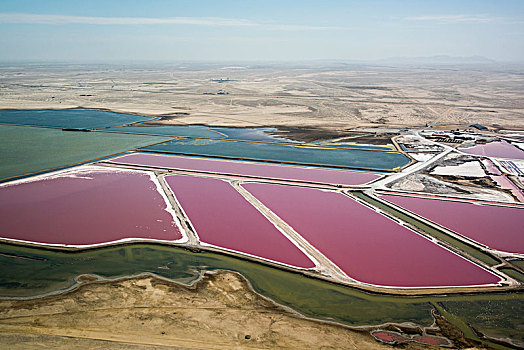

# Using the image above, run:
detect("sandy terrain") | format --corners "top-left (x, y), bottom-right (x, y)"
top-left (0, 270), bottom-right (425, 350)
top-left (1, 63), bottom-right (523, 132)
top-left (0, 62), bottom-right (520, 348)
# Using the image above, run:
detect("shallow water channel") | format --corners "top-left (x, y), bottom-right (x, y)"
top-left (0, 243), bottom-right (522, 348)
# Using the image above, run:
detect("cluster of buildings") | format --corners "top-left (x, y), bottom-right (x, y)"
top-left (419, 129), bottom-right (492, 143)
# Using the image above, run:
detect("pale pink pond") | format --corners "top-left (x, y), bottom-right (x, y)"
top-left (110, 153), bottom-right (380, 186)
top-left (242, 183), bottom-right (500, 287)
top-left (481, 159), bottom-right (502, 175)
top-left (491, 175), bottom-right (524, 202)
top-left (164, 174), bottom-right (314, 269)
top-left (381, 194), bottom-right (524, 255)
top-left (461, 140), bottom-right (524, 160)
top-left (0, 167), bottom-right (183, 245)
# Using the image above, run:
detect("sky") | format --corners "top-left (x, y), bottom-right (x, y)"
top-left (0, 0), bottom-right (523, 63)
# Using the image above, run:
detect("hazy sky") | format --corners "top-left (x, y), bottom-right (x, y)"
top-left (0, 0), bottom-right (523, 62)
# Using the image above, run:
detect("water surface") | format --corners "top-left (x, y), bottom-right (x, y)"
top-left (0, 242), bottom-right (520, 347)
top-left (243, 183), bottom-right (500, 287)
top-left (310, 140), bottom-right (395, 151)
top-left (165, 174), bottom-right (314, 269)
top-left (0, 109), bottom-right (151, 129)
top-left (142, 138), bottom-right (410, 171)
top-left (211, 127), bottom-right (298, 143)
top-left (0, 243), bottom-right (434, 327)
top-left (104, 125), bottom-right (225, 138)
top-left (110, 153), bottom-right (381, 186)
top-left (0, 125), bottom-right (170, 182)
top-left (381, 194), bottom-right (524, 255)
top-left (0, 167), bottom-right (182, 245)
top-left (461, 140), bottom-right (524, 160)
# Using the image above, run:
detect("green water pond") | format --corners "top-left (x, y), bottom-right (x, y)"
top-left (0, 109), bottom-right (151, 129)
top-left (0, 242), bottom-right (522, 348)
top-left (0, 125), bottom-right (170, 182)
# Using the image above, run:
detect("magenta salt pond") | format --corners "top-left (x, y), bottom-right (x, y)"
top-left (461, 140), bottom-right (524, 160)
top-left (109, 153), bottom-right (380, 186)
top-left (481, 159), bottom-right (502, 175)
top-left (242, 183), bottom-right (500, 287)
top-left (164, 174), bottom-right (314, 269)
top-left (491, 175), bottom-right (524, 202)
top-left (0, 166), bottom-right (184, 246)
top-left (380, 194), bottom-right (524, 255)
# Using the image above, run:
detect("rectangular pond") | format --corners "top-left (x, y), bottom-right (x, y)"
top-left (242, 183), bottom-right (500, 288)
top-left (460, 140), bottom-right (524, 160)
top-left (0, 166), bottom-right (184, 246)
top-left (109, 153), bottom-right (381, 186)
top-left (380, 194), bottom-right (524, 255)
top-left (142, 138), bottom-right (410, 171)
top-left (164, 174), bottom-right (315, 269)
top-left (0, 125), bottom-right (170, 182)
top-left (0, 109), bottom-right (152, 129)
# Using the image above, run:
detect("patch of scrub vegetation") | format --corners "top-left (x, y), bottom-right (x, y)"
top-left (438, 299), bottom-right (524, 348)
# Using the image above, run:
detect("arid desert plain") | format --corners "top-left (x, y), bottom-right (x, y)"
top-left (0, 62), bottom-right (523, 349)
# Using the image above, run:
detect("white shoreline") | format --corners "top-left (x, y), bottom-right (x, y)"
top-left (0, 164), bottom-right (516, 291)
top-left (0, 164), bottom-right (188, 244)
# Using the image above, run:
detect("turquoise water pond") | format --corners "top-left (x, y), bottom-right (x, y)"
top-left (103, 125), bottom-right (225, 138)
top-left (141, 138), bottom-right (410, 171)
top-left (0, 109), bottom-right (151, 129)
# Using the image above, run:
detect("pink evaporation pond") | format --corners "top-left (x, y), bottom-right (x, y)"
top-left (110, 153), bottom-right (380, 186)
top-left (164, 174), bottom-right (314, 269)
top-left (461, 140), bottom-right (524, 160)
top-left (381, 194), bottom-right (524, 255)
top-left (491, 175), bottom-right (524, 202)
top-left (481, 159), bottom-right (502, 175)
top-left (0, 167), bottom-right (183, 245)
top-left (242, 183), bottom-right (500, 287)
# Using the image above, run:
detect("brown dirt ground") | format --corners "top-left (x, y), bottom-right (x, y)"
top-left (0, 271), bottom-right (447, 349)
